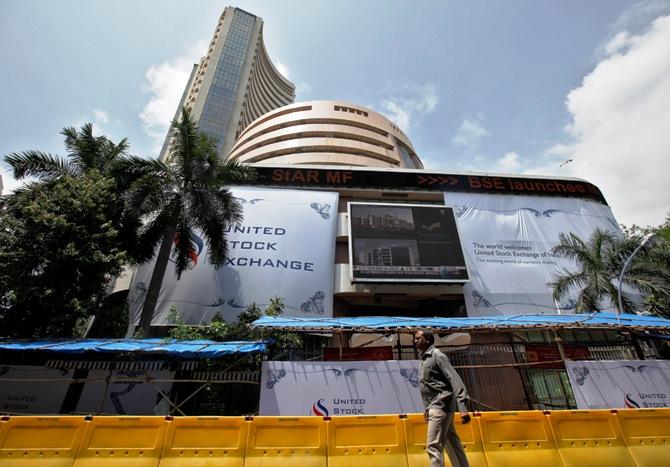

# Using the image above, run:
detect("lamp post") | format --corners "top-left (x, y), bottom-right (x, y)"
top-left (617, 233), bottom-right (656, 322)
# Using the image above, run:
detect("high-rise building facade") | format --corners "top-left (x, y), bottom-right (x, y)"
top-left (159, 7), bottom-right (295, 160)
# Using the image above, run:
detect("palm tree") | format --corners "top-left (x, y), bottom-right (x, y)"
top-left (5, 123), bottom-right (129, 181)
top-left (550, 228), bottom-right (670, 313)
top-left (3, 124), bottom-right (149, 259)
top-left (115, 107), bottom-right (254, 333)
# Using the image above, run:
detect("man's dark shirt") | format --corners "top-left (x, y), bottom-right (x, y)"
top-left (419, 345), bottom-right (469, 412)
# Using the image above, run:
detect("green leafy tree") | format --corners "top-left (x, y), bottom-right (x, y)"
top-left (622, 214), bottom-right (670, 317)
top-left (167, 297), bottom-right (302, 349)
top-left (116, 107), bottom-right (254, 332)
top-left (0, 172), bottom-right (126, 337)
top-left (550, 228), bottom-right (670, 313)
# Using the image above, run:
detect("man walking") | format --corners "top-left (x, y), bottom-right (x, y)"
top-left (414, 330), bottom-right (470, 467)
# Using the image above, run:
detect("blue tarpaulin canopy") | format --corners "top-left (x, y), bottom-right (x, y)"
top-left (0, 338), bottom-right (269, 359)
top-left (251, 312), bottom-right (670, 333)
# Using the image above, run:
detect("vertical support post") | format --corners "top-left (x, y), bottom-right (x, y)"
top-left (396, 332), bottom-right (403, 360)
top-left (554, 330), bottom-right (566, 360)
top-left (509, 333), bottom-right (534, 410)
top-left (97, 367), bottom-right (114, 415)
top-left (630, 333), bottom-right (646, 360)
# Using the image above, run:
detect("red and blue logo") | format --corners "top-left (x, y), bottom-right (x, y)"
top-left (311, 399), bottom-right (329, 416)
top-left (170, 231), bottom-right (204, 269)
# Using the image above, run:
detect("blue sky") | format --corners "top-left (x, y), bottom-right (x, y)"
top-left (1, 0), bottom-right (669, 226)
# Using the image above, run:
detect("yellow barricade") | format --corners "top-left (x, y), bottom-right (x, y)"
top-left (0, 416), bottom-right (86, 467)
top-left (245, 416), bottom-right (327, 467)
top-left (328, 415), bottom-right (408, 467)
top-left (478, 411), bottom-right (562, 467)
top-left (546, 410), bottom-right (634, 467)
top-left (614, 408), bottom-right (670, 467)
top-left (159, 416), bottom-right (248, 467)
top-left (72, 416), bottom-right (167, 467)
top-left (403, 413), bottom-right (488, 467)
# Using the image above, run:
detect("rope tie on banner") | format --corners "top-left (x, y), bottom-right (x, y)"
top-left (0, 357), bottom-right (573, 385)
top-left (469, 398), bottom-right (501, 411)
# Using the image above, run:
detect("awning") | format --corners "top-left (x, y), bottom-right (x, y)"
top-left (0, 338), bottom-right (269, 359)
top-left (251, 312), bottom-right (670, 333)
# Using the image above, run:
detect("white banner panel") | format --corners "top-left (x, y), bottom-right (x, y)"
top-left (259, 360), bottom-right (423, 416)
top-left (129, 187), bottom-right (338, 324)
top-left (75, 369), bottom-right (175, 415)
top-left (0, 365), bottom-right (73, 414)
top-left (444, 192), bottom-right (620, 315)
top-left (566, 360), bottom-right (670, 409)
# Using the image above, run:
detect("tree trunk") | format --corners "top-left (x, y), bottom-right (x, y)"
top-left (137, 226), bottom-right (176, 335)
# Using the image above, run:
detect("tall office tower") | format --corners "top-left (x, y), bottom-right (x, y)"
top-left (159, 7), bottom-right (295, 161)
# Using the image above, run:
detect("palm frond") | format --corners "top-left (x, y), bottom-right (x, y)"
top-left (172, 214), bottom-right (194, 279)
top-left (136, 203), bottom-right (179, 260)
top-left (217, 159), bottom-right (257, 184)
top-left (188, 187), bottom-right (237, 267)
top-left (123, 174), bottom-right (172, 219)
top-left (549, 268), bottom-right (586, 302)
top-left (4, 151), bottom-right (78, 180)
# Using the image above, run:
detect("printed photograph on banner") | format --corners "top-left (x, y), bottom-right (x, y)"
top-left (444, 192), bottom-right (623, 316)
top-left (349, 203), bottom-right (468, 283)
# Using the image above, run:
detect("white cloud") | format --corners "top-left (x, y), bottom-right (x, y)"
top-left (611, 0), bottom-right (670, 33)
top-left (451, 116), bottom-right (489, 148)
top-left (275, 61), bottom-right (290, 79)
top-left (140, 42), bottom-right (205, 153)
top-left (495, 152), bottom-right (522, 172)
top-left (537, 15), bottom-right (670, 226)
top-left (377, 82), bottom-right (438, 132)
top-left (295, 81), bottom-right (311, 98)
top-left (93, 109), bottom-right (109, 124)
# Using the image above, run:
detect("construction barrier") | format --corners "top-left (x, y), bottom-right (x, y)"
top-left (0, 416), bottom-right (86, 467)
top-left (328, 414), bottom-right (408, 467)
top-left (478, 411), bottom-right (563, 467)
top-left (614, 408), bottom-right (670, 467)
top-left (546, 410), bottom-right (635, 467)
top-left (72, 416), bottom-right (167, 467)
top-left (403, 413), bottom-right (487, 467)
top-left (159, 416), bottom-right (248, 467)
top-left (1, 410), bottom-right (670, 465)
top-left (245, 416), bottom-right (327, 467)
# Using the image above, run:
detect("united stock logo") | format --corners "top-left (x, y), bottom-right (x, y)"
top-left (311, 399), bottom-right (329, 416)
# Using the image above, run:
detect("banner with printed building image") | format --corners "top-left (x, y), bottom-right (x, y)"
top-left (128, 187), bottom-right (338, 325)
top-left (443, 192), bottom-right (622, 316)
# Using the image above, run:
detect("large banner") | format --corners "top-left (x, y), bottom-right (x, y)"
top-left (566, 360), bottom-right (670, 409)
top-left (75, 369), bottom-right (175, 415)
top-left (0, 365), bottom-right (73, 414)
top-left (444, 192), bottom-right (620, 315)
top-left (348, 203), bottom-right (468, 282)
top-left (129, 187), bottom-right (338, 325)
top-left (259, 360), bottom-right (423, 416)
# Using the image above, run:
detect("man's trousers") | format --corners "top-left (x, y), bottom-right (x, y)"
top-left (426, 408), bottom-right (470, 467)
